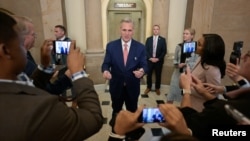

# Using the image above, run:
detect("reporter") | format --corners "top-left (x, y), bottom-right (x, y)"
top-left (13, 15), bottom-right (73, 95)
top-left (203, 50), bottom-right (250, 98)
top-left (177, 66), bottom-right (250, 140)
top-left (0, 11), bottom-right (103, 141)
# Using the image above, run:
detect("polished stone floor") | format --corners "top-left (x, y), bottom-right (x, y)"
top-left (67, 84), bottom-right (180, 141)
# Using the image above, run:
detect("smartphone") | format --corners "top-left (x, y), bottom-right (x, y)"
top-left (229, 41), bottom-right (243, 65)
top-left (183, 41), bottom-right (197, 54)
top-left (138, 108), bottom-right (165, 123)
top-left (54, 40), bottom-right (71, 55)
top-left (224, 104), bottom-right (250, 125)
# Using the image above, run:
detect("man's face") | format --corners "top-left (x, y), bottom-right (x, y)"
top-left (24, 22), bottom-right (36, 50)
top-left (54, 27), bottom-right (65, 40)
top-left (120, 22), bottom-right (134, 42)
top-left (153, 26), bottom-right (160, 36)
top-left (239, 51), bottom-right (250, 79)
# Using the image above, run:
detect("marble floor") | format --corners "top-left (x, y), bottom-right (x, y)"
top-left (68, 84), bottom-right (180, 141)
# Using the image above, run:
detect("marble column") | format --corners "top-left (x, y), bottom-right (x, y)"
top-left (64, 0), bottom-right (86, 52)
top-left (84, 0), bottom-right (104, 53)
top-left (167, 0), bottom-right (187, 54)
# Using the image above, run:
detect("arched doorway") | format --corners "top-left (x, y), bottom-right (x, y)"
top-left (107, 0), bottom-right (146, 43)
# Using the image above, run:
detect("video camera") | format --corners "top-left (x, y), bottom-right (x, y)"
top-left (229, 41), bottom-right (243, 64)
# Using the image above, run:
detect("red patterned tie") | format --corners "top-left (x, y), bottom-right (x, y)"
top-left (123, 43), bottom-right (128, 65)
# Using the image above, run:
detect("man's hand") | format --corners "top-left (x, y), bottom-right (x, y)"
top-left (149, 58), bottom-right (159, 63)
top-left (103, 70), bottom-right (112, 80)
top-left (226, 62), bottom-right (242, 82)
top-left (67, 40), bottom-right (84, 74)
top-left (159, 104), bottom-right (191, 136)
top-left (40, 39), bottom-right (53, 67)
top-left (133, 68), bottom-right (144, 78)
top-left (114, 106), bottom-right (145, 135)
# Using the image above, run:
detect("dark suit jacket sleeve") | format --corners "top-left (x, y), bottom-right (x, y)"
top-left (45, 74), bottom-right (72, 95)
top-left (31, 68), bottom-right (54, 90)
top-left (145, 37), bottom-right (151, 60)
top-left (158, 37), bottom-right (167, 61)
top-left (226, 85), bottom-right (239, 92)
top-left (31, 67), bottom-right (72, 95)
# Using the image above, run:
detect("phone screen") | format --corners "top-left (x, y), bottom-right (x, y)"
top-left (54, 41), bottom-right (71, 55)
top-left (138, 108), bottom-right (165, 123)
top-left (183, 41), bottom-right (196, 54)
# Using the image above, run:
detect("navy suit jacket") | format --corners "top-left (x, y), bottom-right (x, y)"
top-left (102, 39), bottom-right (148, 95)
top-left (145, 36), bottom-right (167, 63)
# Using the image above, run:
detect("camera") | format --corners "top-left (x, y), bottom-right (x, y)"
top-left (229, 41), bottom-right (243, 64)
top-left (53, 40), bottom-right (71, 55)
top-left (138, 108), bottom-right (165, 123)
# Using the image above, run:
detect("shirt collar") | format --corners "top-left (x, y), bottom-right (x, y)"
top-left (58, 36), bottom-right (66, 41)
top-left (121, 39), bottom-right (132, 48)
top-left (0, 72), bottom-right (34, 87)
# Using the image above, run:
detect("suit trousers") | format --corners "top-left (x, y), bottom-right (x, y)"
top-left (146, 61), bottom-right (163, 89)
top-left (110, 85), bottom-right (138, 115)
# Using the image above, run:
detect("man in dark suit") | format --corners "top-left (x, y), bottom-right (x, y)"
top-left (102, 17), bottom-right (148, 128)
top-left (0, 11), bottom-right (103, 141)
top-left (144, 25), bottom-right (167, 95)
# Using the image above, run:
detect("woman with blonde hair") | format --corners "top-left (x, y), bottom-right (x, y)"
top-left (167, 28), bottom-right (199, 104)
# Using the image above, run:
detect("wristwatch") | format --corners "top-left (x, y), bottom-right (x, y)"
top-left (181, 89), bottom-right (191, 95)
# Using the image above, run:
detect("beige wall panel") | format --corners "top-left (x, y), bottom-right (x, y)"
top-left (152, 0), bottom-right (169, 43)
top-left (191, 0), bottom-right (214, 41)
top-left (0, 0), bottom-right (45, 64)
top-left (210, 0), bottom-right (250, 62)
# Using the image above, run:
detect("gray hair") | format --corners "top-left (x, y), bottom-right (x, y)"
top-left (12, 15), bottom-right (33, 36)
top-left (120, 17), bottom-right (134, 28)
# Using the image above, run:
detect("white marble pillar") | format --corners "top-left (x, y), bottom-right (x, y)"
top-left (167, 0), bottom-right (187, 54)
top-left (84, 0), bottom-right (104, 53)
top-left (64, 0), bottom-right (86, 52)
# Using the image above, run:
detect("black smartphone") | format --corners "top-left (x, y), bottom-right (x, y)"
top-left (229, 41), bottom-right (243, 65)
top-left (53, 40), bottom-right (71, 55)
top-left (224, 104), bottom-right (250, 124)
top-left (183, 41), bottom-right (197, 54)
top-left (138, 108), bottom-right (165, 123)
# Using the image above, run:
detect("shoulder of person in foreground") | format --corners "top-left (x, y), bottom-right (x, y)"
top-left (55, 41), bottom-right (103, 140)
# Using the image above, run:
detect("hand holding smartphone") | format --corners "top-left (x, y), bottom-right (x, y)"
top-left (138, 108), bottom-right (165, 123)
